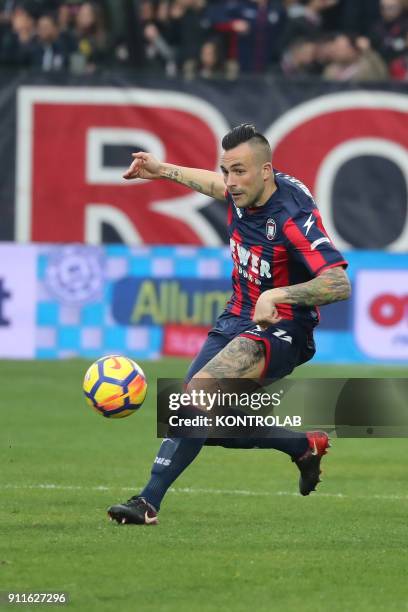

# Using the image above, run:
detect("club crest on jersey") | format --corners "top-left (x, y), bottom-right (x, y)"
top-left (266, 218), bottom-right (276, 241)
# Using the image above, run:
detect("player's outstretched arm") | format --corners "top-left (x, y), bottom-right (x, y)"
top-left (123, 152), bottom-right (226, 201)
top-left (253, 267), bottom-right (351, 327)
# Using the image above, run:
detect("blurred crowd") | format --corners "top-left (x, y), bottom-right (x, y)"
top-left (0, 0), bottom-right (407, 81)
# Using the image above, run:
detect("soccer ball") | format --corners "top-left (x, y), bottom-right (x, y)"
top-left (83, 355), bottom-right (148, 418)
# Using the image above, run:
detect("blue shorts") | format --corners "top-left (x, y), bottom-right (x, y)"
top-left (185, 310), bottom-right (316, 383)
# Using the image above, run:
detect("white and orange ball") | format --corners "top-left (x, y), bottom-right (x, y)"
top-left (83, 355), bottom-right (147, 418)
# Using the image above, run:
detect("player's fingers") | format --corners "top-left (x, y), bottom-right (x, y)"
top-left (255, 313), bottom-right (281, 328)
top-left (258, 323), bottom-right (269, 331)
top-left (130, 157), bottom-right (143, 170)
top-left (271, 306), bottom-right (282, 322)
top-left (123, 158), bottom-right (142, 179)
top-left (123, 168), bottom-right (138, 179)
top-left (269, 308), bottom-right (281, 322)
top-left (123, 170), bottom-right (139, 180)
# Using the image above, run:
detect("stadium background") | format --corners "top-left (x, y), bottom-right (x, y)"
top-left (1, 0), bottom-right (407, 364)
top-left (1, 78), bottom-right (407, 364)
top-left (1, 1), bottom-right (407, 611)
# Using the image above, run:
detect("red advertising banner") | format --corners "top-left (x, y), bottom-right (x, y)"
top-left (7, 79), bottom-right (407, 250)
top-left (17, 88), bottom-right (229, 246)
top-left (163, 324), bottom-right (211, 357)
top-left (266, 93), bottom-right (408, 252)
top-left (355, 270), bottom-right (408, 360)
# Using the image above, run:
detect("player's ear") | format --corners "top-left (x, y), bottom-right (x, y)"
top-left (262, 162), bottom-right (273, 181)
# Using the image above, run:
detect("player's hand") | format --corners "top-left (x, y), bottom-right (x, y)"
top-left (253, 290), bottom-right (283, 329)
top-left (123, 152), bottom-right (162, 180)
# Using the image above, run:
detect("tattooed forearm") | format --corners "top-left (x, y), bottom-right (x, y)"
top-left (163, 167), bottom-right (207, 193)
top-left (163, 168), bottom-right (182, 181)
top-left (187, 180), bottom-right (217, 197)
top-left (281, 267), bottom-right (351, 306)
top-left (202, 337), bottom-right (265, 378)
top-left (160, 164), bottom-right (226, 200)
top-left (187, 180), bottom-right (207, 194)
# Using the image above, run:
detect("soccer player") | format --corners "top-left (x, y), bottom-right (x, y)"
top-left (108, 124), bottom-right (351, 525)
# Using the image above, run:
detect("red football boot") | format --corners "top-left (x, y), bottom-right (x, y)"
top-left (293, 431), bottom-right (330, 496)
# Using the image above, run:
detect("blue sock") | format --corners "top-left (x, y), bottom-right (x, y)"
top-left (140, 437), bottom-right (206, 510)
top-left (247, 429), bottom-right (309, 457)
top-left (207, 428), bottom-right (308, 457)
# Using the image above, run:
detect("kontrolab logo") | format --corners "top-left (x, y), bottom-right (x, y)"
top-left (0, 278), bottom-right (11, 326)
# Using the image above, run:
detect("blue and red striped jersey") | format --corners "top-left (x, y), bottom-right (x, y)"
top-left (226, 170), bottom-right (347, 327)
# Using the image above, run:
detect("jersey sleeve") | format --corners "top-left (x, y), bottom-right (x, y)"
top-left (282, 207), bottom-right (347, 277)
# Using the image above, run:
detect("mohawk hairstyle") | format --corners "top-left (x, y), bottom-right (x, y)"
top-left (222, 123), bottom-right (271, 152)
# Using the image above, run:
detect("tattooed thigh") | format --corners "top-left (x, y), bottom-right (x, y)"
top-left (200, 337), bottom-right (265, 379)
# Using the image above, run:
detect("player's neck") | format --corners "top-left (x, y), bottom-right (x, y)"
top-left (253, 177), bottom-right (278, 208)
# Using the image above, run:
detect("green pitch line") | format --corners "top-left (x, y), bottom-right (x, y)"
top-left (1, 359), bottom-right (407, 612)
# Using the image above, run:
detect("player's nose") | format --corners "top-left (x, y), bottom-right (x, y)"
top-left (226, 175), bottom-right (236, 189)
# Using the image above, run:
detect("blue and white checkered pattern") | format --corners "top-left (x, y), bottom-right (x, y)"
top-left (35, 245), bottom-right (232, 359)
top-left (34, 245), bottom-right (408, 363)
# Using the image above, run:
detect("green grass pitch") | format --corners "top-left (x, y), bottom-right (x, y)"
top-left (1, 359), bottom-right (407, 611)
